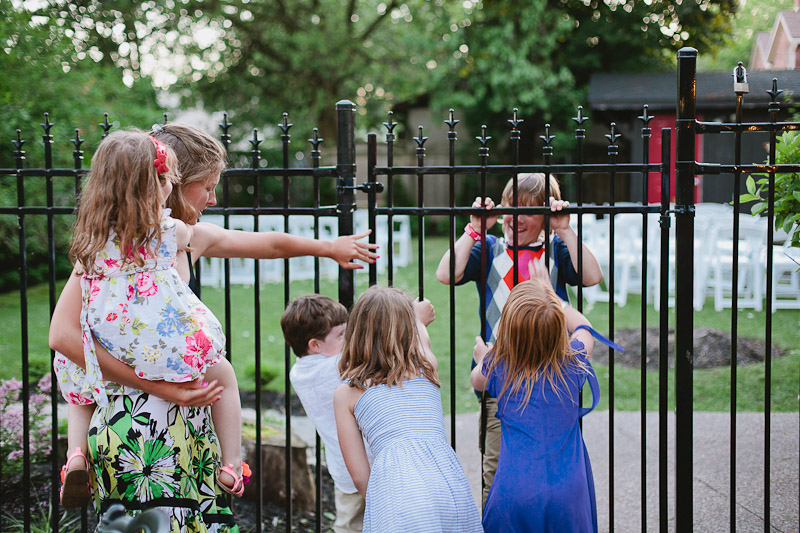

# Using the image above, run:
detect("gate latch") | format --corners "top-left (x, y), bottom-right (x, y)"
top-left (342, 181), bottom-right (384, 193)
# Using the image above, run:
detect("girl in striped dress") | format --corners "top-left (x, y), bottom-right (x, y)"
top-left (333, 286), bottom-right (482, 533)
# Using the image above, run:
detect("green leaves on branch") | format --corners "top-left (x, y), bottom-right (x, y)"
top-left (740, 131), bottom-right (800, 247)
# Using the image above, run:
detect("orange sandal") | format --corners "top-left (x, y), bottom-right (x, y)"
top-left (217, 461), bottom-right (251, 497)
top-left (60, 447), bottom-right (90, 509)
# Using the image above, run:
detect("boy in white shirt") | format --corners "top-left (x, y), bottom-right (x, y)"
top-left (282, 294), bottom-right (363, 533)
top-left (282, 293), bottom-right (436, 533)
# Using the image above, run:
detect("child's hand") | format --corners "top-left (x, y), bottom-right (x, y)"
top-left (473, 336), bottom-right (493, 365)
top-left (413, 297), bottom-right (435, 326)
top-left (526, 256), bottom-right (551, 285)
top-left (470, 196), bottom-right (497, 233)
top-left (152, 378), bottom-right (223, 407)
top-left (548, 196), bottom-right (571, 234)
top-left (330, 230), bottom-right (380, 269)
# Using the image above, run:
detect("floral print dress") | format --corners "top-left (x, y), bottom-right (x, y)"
top-left (54, 209), bottom-right (226, 407)
top-left (88, 392), bottom-right (237, 532)
top-left (54, 210), bottom-right (236, 532)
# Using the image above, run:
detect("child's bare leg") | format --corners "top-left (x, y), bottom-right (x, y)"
top-left (66, 403), bottom-right (94, 469)
top-left (206, 358), bottom-right (243, 489)
top-left (62, 403), bottom-right (93, 507)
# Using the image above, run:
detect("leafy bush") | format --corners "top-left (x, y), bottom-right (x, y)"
top-left (740, 130), bottom-right (800, 247)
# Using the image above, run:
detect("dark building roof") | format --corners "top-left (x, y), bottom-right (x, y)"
top-left (589, 69), bottom-right (800, 112)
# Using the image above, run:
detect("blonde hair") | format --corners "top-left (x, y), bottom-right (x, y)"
top-left (501, 173), bottom-right (561, 208)
top-left (485, 277), bottom-right (586, 411)
top-left (339, 286), bottom-right (439, 390)
top-left (151, 123), bottom-right (227, 223)
top-left (70, 130), bottom-right (180, 275)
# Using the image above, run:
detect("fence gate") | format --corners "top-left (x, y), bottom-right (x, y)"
top-left (1, 47), bottom-right (798, 533)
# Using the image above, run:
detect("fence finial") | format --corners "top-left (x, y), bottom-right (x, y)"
top-left (250, 128), bottom-right (262, 166)
top-left (476, 125), bottom-right (491, 159)
top-left (444, 108), bottom-right (459, 136)
top-left (98, 113), bottom-right (112, 138)
top-left (639, 105), bottom-right (653, 137)
top-left (606, 122), bottom-right (621, 157)
top-left (767, 78), bottom-right (783, 116)
top-left (508, 108), bottom-right (523, 138)
top-left (540, 123), bottom-right (555, 157)
top-left (40, 113), bottom-right (54, 137)
top-left (279, 112), bottom-right (293, 143)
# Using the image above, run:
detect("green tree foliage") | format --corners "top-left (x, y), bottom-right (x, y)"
top-left (434, 0), bottom-right (737, 162)
top-left (740, 131), bottom-right (800, 248)
top-left (698, 0), bottom-right (794, 71)
top-left (1, 2), bottom-right (163, 291)
top-left (45, 0), bottom-right (469, 141)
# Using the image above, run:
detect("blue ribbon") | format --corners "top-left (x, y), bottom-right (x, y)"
top-left (574, 325), bottom-right (625, 352)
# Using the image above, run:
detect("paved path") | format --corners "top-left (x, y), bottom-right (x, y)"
top-left (445, 411), bottom-right (799, 533)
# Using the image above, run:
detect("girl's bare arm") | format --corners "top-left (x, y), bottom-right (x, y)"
top-left (334, 384), bottom-right (370, 497)
top-left (189, 223), bottom-right (378, 269)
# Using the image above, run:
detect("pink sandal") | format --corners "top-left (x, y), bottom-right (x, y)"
top-left (217, 461), bottom-right (251, 497)
top-left (60, 447), bottom-right (90, 509)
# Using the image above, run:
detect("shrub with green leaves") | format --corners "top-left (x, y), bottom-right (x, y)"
top-left (740, 130), bottom-right (800, 247)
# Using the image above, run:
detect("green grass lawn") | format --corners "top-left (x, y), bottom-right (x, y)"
top-left (1, 237), bottom-right (797, 414)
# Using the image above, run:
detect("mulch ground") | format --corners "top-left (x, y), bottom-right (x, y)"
top-left (593, 327), bottom-right (786, 370)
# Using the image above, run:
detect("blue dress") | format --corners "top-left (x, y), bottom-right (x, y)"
top-left (482, 342), bottom-right (599, 533)
top-left (354, 378), bottom-right (483, 533)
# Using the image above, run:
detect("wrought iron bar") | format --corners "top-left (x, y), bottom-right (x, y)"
top-left (414, 126), bottom-right (427, 301)
top-left (763, 77), bottom-right (782, 533)
top-left (605, 121), bottom-right (621, 533)
top-left (540, 124), bottom-right (554, 266)
top-left (384, 112), bottom-right (397, 287)
top-left (309, 126), bottom-right (324, 533)
top-left (444, 109), bottom-right (459, 452)
top-left (249, 127), bottom-right (265, 533)
top-left (638, 105), bottom-right (653, 533)
top-left (40, 112), bottom-right (61, 533)
top-left (280, 112), bottom-right (294, 531)
top-left (658, 128), bottom-right (671, 533)
top-left (674, 47), bottom-right (697, 532)
top-left (730, 62), bottom-right (747, 532)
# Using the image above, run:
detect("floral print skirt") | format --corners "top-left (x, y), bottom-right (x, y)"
top-left (88, 393), bottom-right (238, 533)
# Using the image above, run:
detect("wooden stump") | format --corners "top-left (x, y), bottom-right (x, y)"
top-left (242, 428), bottom-right (316, 511)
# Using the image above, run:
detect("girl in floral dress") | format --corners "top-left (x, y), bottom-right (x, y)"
top-left (54, 130), bottom-right (247, 519)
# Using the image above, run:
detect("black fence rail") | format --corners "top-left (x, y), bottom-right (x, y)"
top-left (1, 48), bottom-right (799, 533)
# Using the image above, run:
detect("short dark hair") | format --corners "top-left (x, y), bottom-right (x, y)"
top-left (280, 294), bottom-right (348, 357)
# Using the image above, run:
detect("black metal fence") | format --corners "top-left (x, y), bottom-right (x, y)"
top-left (1, 47), bottom-right (798, 532)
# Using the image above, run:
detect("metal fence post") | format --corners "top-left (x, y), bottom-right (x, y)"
top-left (337, 100), bottom-right (357, 309)
top-left (674, 46), bottom-right (696, 532)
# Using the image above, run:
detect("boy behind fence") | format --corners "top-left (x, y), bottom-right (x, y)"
top-left (435, 172), bottom-right (603, 505)
top-left (282, 294), bottom-right (364, 532)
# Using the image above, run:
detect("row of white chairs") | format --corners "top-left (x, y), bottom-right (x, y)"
top-left (576, 203), bottom-right (799, 312)
top-left (196, 212), bottom-right (411, 286)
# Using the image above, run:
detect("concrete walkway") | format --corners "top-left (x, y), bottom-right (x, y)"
top-left (445, 411), bottom-right (799, 533)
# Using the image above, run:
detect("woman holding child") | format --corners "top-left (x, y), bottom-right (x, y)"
top-left (49, 123), bottom-right (377, 531)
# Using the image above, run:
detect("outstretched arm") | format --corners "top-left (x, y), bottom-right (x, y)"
top-left (49, 272), bottom-right (222, 407)
top-left (548, 198), bottom-right (603, 286)
top-left (436, 196), bottom-right (496, 284)
top-left (190, 223), bottom-right (379, 269)
top-left (334, 384), bottom-right (370, 498)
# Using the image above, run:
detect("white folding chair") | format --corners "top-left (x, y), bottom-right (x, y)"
top-left (710, 215), bottom-right (768, 312)
top-left (770, 228), bottom-right (800, 311)
top-left (197, 215), bottom-right (259, 287)
top-left (692, 203), bottom-right (734, 310)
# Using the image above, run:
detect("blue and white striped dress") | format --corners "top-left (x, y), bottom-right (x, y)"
top-left (354, 378), bottom-right (482, 533)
